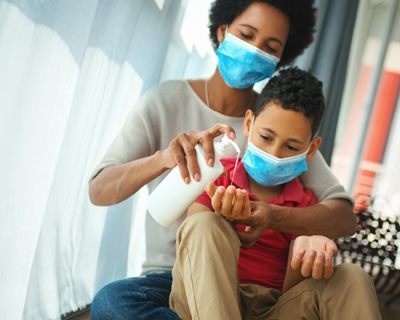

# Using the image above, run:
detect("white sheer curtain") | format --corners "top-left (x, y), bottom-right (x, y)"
top-left (0, 0), bottom-right (215, 319)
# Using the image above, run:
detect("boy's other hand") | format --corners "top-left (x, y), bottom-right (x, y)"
top-left (233, 201), bottom-right (273, 249)
top-left (291, 235), bottom-right (338, 280)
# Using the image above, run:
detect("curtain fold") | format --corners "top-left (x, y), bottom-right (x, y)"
top-left (295, 0), bottom-right (360, 165)
top-left (0, 0), bottom-right (215, 319)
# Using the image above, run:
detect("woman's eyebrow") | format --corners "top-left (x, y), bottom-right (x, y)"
top-left (239, 23), bottom-right (258, 31)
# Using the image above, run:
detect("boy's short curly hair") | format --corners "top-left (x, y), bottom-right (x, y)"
top-left (254, 67), bottom-right (325, 137)
top-left (208, 0), bottom-right (316, 68)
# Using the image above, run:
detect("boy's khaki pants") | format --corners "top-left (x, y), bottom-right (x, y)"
top-left (170, 211), bottom-right (382, 320)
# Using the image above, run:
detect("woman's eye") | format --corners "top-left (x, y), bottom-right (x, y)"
top-left (261, 135), bottom-right (271, 141)
top-left (240, 32), bottom-right (252, 39)
top-left (265, 44), bottom-right (278, 54)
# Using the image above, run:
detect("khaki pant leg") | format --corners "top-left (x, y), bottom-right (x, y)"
top-left (169, 211), bottom-right (242, 320)
top-left (271, 263), bottom-right (382, 320)
top-left (240, 284), bottom-right (282, 320)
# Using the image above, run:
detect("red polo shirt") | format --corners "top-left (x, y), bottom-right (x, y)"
top-left (196, 158), bottom-right (317, 292)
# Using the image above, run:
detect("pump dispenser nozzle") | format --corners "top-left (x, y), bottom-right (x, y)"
top-left (220, 134), bottom-right (231, 148)
top-left (215, 134), bottom-right (240, 155)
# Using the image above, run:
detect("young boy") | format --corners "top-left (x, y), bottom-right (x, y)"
top-left (169, 68), bottom-right (381, 320)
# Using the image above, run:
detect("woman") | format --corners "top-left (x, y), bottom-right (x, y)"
top-left (89, 1), bottom-right (357, 319)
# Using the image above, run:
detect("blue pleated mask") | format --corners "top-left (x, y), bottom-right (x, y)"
top-left (216, 32), bottom-right (279, 89)
top-left (242, 118), bottom-right (309, 187)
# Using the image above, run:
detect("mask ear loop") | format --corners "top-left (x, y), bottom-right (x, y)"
top-left (230, 116), bottom-right (253, 186)
top-left (247, 116), bottom-right (255, 146)
top-left (218, 25), bottom-right (228, 47)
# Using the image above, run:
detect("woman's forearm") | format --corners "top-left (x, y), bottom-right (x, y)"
top-left (269, 199), bottom-right (357, 238)
top-left (89, 151), bottom-right (167, 206)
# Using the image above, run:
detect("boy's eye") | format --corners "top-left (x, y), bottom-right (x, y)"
top-left (287, 145), bottom-right (299, 151)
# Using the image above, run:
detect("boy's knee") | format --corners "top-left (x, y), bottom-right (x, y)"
top-left (335, 263), bottom-right (368, 277)
top-left (184, 211), bottom-right (222, 227)
top-left (178, 211), bottom-right (238, 245)
top-left (180, 211), bottom-right (229, 234)
top-left (334, 263), bottom-right (374, 287)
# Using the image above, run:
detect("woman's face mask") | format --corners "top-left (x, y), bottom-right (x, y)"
top-left (216, 32), bottom-right (279, 89)
top-left (242, 118), bottom-right (309, 187)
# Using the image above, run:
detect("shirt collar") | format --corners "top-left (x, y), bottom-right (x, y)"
top-left (272, 178), bottom-right (309, 205)
top-left (229, 160), bottom-right (249, 190)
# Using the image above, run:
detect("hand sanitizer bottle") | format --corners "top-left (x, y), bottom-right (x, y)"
top-left (147, 134), bottom-right (240, 227)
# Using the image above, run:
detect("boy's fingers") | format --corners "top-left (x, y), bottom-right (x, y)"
top-left (240, 191), bottom-right (251, 219)
top-left (311, 251), bottom-right (324, 280)
top-left (291, 249), bottom-right (305, 270)
top-left (205, 181), bottom-right (217, 198)
top-left (326, 242), bottom-right (338, 256)
top-left (323, 254), bottom-right (334, 279)
top-left (220, 186), bottom-right (235, 216)
top-left (301, 250), bottom-right (315, 277)
top-left (231, 189), bottom-right (243, 219)
top-left (211, 186), bottom-right (225, 212)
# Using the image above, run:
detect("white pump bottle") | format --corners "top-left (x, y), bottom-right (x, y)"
top-left (147, 134), bottom-right (240, 227)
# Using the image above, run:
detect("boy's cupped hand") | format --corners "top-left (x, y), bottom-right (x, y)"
top-left (205, 182), bottom-right (251, 221)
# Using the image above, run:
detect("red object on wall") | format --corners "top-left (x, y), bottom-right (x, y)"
top-left (354, 70), bottom-right (400, 197)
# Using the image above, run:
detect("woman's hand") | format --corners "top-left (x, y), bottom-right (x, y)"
top-left (233, 201), bottom-right (273, 249)
top-left (353, 194), bottom-right (371, 231)
top-left (161, 123), bottom-right (236, 184)
top-left (205, 182), bottom-right (251, 220)
top-left (291, 235), bottom-right (338, 280)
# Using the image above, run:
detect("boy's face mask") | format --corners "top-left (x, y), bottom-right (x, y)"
top-left (216, 32), bottom-right (279, 89)
top-left (242, 118), bottom-right (309, 187)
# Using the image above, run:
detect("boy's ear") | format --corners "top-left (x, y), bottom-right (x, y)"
top-left (306, 136), bottom-right (322, 161)
top-left (243, 109), bottom-right (254, 138)
top-left (216, 25), bottom-right (227, 43)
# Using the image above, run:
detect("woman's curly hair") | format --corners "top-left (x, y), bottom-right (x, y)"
top-left (254, 67), bottom-right (325, 137)
top-left (208, 0), bottom-right (316, 68)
